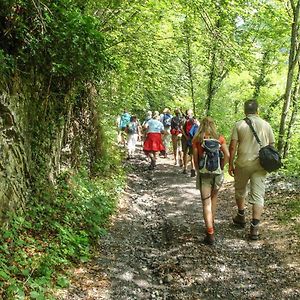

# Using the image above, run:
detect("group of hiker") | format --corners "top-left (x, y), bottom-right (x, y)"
top-left (117, 100), bottom-right (276, 246)
top-left (117, 108), bottom-right (199, 173)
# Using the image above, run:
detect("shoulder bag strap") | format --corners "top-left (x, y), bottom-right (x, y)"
top-left (244, 117), bottom-right (262, 147)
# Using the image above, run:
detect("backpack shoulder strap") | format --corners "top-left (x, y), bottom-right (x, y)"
top-left (244, 117), bottom-right (262, 147)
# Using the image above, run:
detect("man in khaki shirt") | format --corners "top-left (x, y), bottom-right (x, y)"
top-left (229, 100), bottom-right (275, 240)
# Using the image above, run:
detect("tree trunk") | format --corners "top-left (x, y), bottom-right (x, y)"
top-left (184, 18), bottom-right (196, 116)
top-left (278, 0), bottom-right (300, 153)
top-left (206, 45), bottom-right (217, 116)
top-left (252, 51), bottom-right (270, 100)
top-left (0, 80), bottom-right (30, 223)
top-left (187, 43), bottom-right (196, 116)
top-left (204, 17), bottom-right (230, 116)
top-left (283, 63), bottom-right (300, 158)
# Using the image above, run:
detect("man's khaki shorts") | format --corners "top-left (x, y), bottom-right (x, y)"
top-left (234, 161), bottom-right (267, 206)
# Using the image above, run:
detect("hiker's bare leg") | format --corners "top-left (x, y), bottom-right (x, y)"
top-left (211, 189), bottom-right (218, 222)
top-left (183, 151), bottom-right (188, 170)
top-left (236, 197), bottom-right (245, 210)
top-left (178, 147), bottom-right (183, 166)
top-left (252, 204), bottom-right (263, 220)
top-left (153, 151), bottom-right (157, 161)
top-left (190, 154), bottom-right (195, 170)
top-left (201, 186), bottom-right (213, 230)
top-left (177, 136), bottom-right (183, 166)
top-left (172, 135), bottom-right (177, 163)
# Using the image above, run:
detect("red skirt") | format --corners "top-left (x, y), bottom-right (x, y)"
top-left (143, 133), bottom-right (165, 152)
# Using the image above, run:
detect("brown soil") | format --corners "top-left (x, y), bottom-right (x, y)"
top-left (56, 151), bottom-right (300, 300)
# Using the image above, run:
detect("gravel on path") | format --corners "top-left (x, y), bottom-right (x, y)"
top-left (57, 152), bottom-right (300, 300)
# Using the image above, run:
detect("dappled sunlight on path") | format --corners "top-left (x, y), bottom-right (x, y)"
top-left (57, 151), bottom-right (300, 300)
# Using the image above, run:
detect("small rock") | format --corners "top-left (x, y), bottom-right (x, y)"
top-left (164, 274), bottom-right (173, 283)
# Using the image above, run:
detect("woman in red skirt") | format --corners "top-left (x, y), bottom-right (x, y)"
top-left (143, 111), bottom-right (165, 169)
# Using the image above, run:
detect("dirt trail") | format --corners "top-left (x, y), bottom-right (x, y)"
top-left (57, 151), bottom-right (300, 300)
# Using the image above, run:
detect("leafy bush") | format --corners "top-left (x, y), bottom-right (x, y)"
top-left (0, 166), bottom-right (125, 299)
top-left (277, 196), bottom-right (300, 235)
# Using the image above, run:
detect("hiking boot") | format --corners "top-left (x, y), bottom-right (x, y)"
top-left (182, 169), bottom-right (187, 174)
top-left (232, 213), bottom-right (246, 227)
top-left (203, 233), bottom-right (215, 245)
top-left (249, 223), bottom-right (260, 240)
top-left (191, 169), bottom-right (196, 177)
top-left (179, 159), bottom-right (183, 167)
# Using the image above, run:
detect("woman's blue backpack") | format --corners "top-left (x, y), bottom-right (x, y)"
top-left (199, 139), bottom-right (223, 175)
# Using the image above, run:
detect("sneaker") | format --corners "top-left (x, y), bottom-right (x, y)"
top-left (191, 169), bottom-right (196, 177)
top-left (249, 223), bottom-right (260, 240)
top-left (203, 233), bottom-right (215, 245)
top-left (233, 213), bottom-right (246, 227)
top-left (182, 169), bottom-right (187, 174)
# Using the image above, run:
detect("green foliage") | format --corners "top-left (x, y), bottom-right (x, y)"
top-left (93, 0), bottom-right (299, 176)
top-left (0, 0), bottom-right (111, 81)
top-left (281, 133), bottom-right (300, 176)
top-left (0, 165), bottom-right (125, 299)
top-left (0, 49), bottom-right (14, 78)
top-left (45, 6), bottom-right (108, 79)
top-left (277, 195), bottom-right (300, 234)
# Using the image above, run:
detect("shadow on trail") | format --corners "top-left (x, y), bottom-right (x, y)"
top-left (59, 154), bottom-right (300, 300)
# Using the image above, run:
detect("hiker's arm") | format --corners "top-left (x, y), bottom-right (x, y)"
top-left (221, 142), bottom-right (230, 167)
top-left (228, 139), bottom-right (237, 177)
top-left (193, 146), bottom-right (199, 172)
top-left (181, 122), bottom-right (188, 139)
top-left (138, 125), bottom-right (142, 139)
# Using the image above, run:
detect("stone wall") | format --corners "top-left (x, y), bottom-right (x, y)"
top-left (0, 78), bottom-right (104, 223)
top-left (0, 91), bottom-right (29, 222)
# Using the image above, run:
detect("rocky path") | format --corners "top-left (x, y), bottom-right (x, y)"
top-left (57, 152), bottom-right (300, 300)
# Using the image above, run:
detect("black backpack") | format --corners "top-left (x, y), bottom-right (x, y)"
top-left (244, 117), bottom-right (282, 172)
top-left (199, 139), bottom-right (223, 175)
top-left (171, 116), bottom-right (182, 130)
top-left (259, 145), bottom-right (282, 172)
